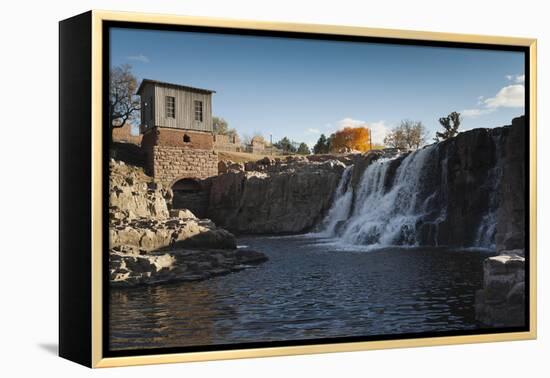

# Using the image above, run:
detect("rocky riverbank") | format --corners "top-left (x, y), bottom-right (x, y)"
top-left (108, 159), bottom-right (267, 287)
top-left (110, 246), bottom-right (267, 287)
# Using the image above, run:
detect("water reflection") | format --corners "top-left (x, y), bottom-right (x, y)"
top-left (110, 236), bottom-right (493, 350)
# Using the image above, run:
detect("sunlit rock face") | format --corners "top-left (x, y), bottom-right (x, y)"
top-left (109, 159), bottom-right (170, 220)
top-left (110, 248), bottom-right (268, 287)
top-left (207, 157), bottom-right (348, 234)
top-left (108, 158), bottom-right (268, 287)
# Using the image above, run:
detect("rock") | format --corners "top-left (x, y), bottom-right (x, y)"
top-left (207, 157), bottom-right (347, 234)
top-left (218, 160), bottom-right (232, 174)
top-left (110, 248), bottom-right (268, 287)
top-left (110, 216), bottom-right (236, 251)
top-left (169, 209), bottom-right (197, 219)
top-left (495, 116), bottom-right (526, 253)
top-left (476, 250), bottom-right (526, 327)
top-left (109, 160), bottom-right (170, 219)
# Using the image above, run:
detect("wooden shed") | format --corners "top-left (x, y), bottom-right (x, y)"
top-left (137, 79), bottom-right (215, 134)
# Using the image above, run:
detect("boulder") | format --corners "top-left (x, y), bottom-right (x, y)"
top-left (475, 250), bottom-right (526, 327)
top-left (169, 209), bottom-right (197, 219)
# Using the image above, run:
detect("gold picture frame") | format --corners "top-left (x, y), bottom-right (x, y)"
top-left (59, 10), bottom-right (537, 368)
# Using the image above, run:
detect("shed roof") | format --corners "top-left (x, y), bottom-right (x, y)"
top-left (137, 79), bottom-right (216, 95)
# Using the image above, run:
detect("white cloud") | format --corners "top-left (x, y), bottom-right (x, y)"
top-left (506, 73), bottom-right (525, 83)
top-left (127, 54), bottom-right (150, 63)
top-left (483, 84), bottom-right (524, 108)
top-left (369, 121), bottom-right (390, 145)
top-left (306, 128), bottom-right (321, 134)
top-left (336, 118), bottom-right (389, 145)
top-left (338, 117), bottom-right (365, 129)
top-left (462, 81), bottom-right (524, 118)
top-left (461, 108), bottom-right (495, 118)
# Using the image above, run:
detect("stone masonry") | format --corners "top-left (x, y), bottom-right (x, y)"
top-left (141, 127), bottom-right (219, 186)
top-left (151, 145), bottom-right (218, 186)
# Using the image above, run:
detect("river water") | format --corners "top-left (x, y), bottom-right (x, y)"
top-left (109, 235), bottom-right (493, 351)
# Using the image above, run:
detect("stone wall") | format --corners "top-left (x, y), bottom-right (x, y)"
top-left (152, 145), bottom-right (218, 186)
top-left (141, 127), bottom-right (214, 150)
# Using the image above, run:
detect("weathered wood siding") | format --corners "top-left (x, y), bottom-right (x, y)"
top-left (153, 85), bottom-right (213, 132)
top-left (139, 84), bottom-right (155, 133)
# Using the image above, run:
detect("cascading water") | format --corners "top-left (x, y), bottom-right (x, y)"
top-left (318, 139), bottom-right (501, 250)
top-left (317, 165), bottom-right (354, 236)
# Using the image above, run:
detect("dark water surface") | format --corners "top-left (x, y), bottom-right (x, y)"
top-left (109, 236), bottom-right (493, 351)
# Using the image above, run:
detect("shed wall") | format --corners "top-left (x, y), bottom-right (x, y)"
top-left (154, 85), bottom-right (213, 132)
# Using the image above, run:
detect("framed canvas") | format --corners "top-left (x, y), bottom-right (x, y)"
top-left (59, 10), bottom-right (537, 368)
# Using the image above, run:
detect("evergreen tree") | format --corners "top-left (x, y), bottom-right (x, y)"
top-left (313, 134), bottom-right (330, 154)
top-left (274, 137), bottom-right (296, 154)
top-left (434, 112), bottom-right (461, 142)
top-left (297, 142), bottom-right (311, 155)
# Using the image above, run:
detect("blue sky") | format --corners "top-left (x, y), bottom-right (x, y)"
top-left (110, 28), bottom-right (525, 147)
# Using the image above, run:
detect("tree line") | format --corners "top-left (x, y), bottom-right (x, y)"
top-left (109, 65), bottom-right (463, 153)
top-left (312, 112), bottom-right (462, 154)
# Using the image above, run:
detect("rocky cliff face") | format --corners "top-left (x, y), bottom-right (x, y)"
top-left (475, 116), bottom-right (526, 327)
top-left (109, 159), bottom-right (170, 220)
top-left (318, 117), bottom-right (526, 250)
top-left (108, 159), bottom-right (266, 286)
top-left (495, 116), bottom-right (526, 253)
top-left (207, 156), bottom-right (347, 234)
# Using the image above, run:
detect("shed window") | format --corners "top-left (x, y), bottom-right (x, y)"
top-left (183, 134), bottom-right (191, 143)
top-left (165, 96), bottom-right (175, 118)
top-left (194, 100), bottom-right (203, 122)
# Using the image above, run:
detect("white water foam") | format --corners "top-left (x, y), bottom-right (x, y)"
top-left (314, 143), bottom-right (500, 250)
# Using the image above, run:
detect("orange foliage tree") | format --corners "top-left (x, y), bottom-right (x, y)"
top-left (329, 127), bottom-right (371, 153)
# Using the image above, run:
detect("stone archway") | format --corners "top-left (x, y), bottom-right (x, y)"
top-left (171, 177), bottom-right (209, 218)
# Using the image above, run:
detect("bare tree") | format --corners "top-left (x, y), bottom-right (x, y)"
top-left (213, 116), bottom-right (229, 135)
top-left (241, 133), bottom-right (252, 146)
top-left (384, 120), bottom-right (427, 150)
top-left (109, 64), bottom-right (140, 143)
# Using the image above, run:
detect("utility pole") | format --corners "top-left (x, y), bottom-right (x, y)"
top-left (369, 128), bottom-right (372, 151)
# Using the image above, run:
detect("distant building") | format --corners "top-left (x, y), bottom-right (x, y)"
top-left (239, 136), bottom-right (281, 156)
top-left (213, 133), bottom-right (242, 152)
top-left (137, 79), bottom-right (218, 187)
top-left (250, 136), bottom-right (266, 154)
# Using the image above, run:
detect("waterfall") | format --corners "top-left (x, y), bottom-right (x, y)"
top-left (318, 140), bottom-right (501, 250)
top-left (317, 165), bottom-right (354, 236)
